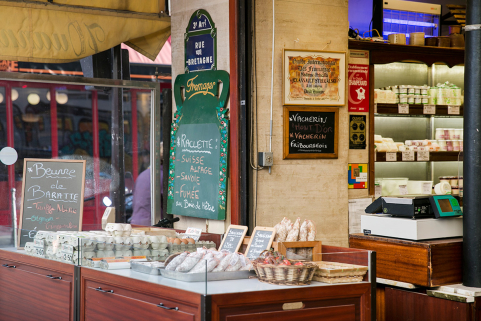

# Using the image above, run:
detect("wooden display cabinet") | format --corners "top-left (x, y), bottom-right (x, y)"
top-left (0, 249), bottom-right (76, 321)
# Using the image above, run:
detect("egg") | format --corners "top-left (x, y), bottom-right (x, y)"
top-left (181, 238), bottom-right (189, 244)
top-left (187, 238), bottom-right (195, 244)
top-left (167, 237), bottom-right (173, 243)
top-left (173, 238), bottom-right (182, 245)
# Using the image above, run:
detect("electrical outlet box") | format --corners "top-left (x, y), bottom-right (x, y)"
top-left (258, 152), bottom-right (273, 167)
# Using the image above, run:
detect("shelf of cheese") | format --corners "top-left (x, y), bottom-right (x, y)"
top-left (376, 151), bottom-right (462, 162)
top-left (375, 104), bottom-right (464, 116)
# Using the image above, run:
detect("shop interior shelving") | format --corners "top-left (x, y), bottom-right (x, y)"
top-left (348, 40), bottom-right (465, 193)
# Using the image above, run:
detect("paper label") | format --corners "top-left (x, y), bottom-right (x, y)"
top-left (375, 185), bottom-right (382, 198)
top-left (183, 227), bottom-right (203, 241)
top-left (374, 103), bottom-right (378, 114)
top-left (61, 244), bottom-right (74, 254)
top-left (422, 182), bottom-right (432, 195)
top-left (357, 172), bottom-right (368, 182)
top-left (448, 105), bottom-right (460, 115)
top-left (398, 104), bottom-right (409, 114)
top-left (402, 151), bottom-right (415, 161)
top-left (33, 246), bottom-right (44, 257)
top-left (33, 239), bottom-right (45, 247)
top-left (417, 151), bottom-right (430, 161)
top-left (386, 152), bottom-right (397, 161)
top-left (399, 185), bottom-right (408, 195)
top-left (423, 104), bottom-right (436, 115)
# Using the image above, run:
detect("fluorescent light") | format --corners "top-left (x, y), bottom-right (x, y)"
top-left (384, 18), bottom-right (437, 28)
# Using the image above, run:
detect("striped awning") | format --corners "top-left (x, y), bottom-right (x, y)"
top-left (0, 0), bottom-right (171, 63)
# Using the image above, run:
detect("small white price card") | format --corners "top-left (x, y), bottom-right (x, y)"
top-left (448, 105), bottom-right (460, 115)
top-left (386, 152), bottom-right (397, 161)
top-left (402, 151), bottom-right (415, 161)
top-left (423, 104), bottom-right (436, 115)
top-left (399, 185), bottom-right (408, 195)
top-left (398, 104), bottom-right (409, 114)
top-left (422, 182), bottom-right (432, 195)
top-left (375, 185), bottom-right (382, 198)
top-left (417, 151), bottom-right (430, 161)
top-left (183, 227), bottom-right (203, 241)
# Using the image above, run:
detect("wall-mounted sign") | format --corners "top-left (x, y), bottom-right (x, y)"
top-left (0, 61), bottom-right (18, 72)
top-left (348, 64), bottom-right (369, 112)
top-left (167, 70), bottom-right (230, 220)
top-left (283, 49), bottom-right (346, 106)
top-left (349, 115), bottom-right (366, 149)
top-left (18, 159), bottom-right (86, 248)
top-left (348, 163), bottom-right (368, 189)
top-left (184, 9), bottom-right (217, 73)
top-left (283, 106), bottom-right (339, 159)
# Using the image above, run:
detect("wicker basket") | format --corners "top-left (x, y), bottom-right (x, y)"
top-left (253, 260), bottom-right (318, 286)
top-left (312, 261), bottom-right (368, 284)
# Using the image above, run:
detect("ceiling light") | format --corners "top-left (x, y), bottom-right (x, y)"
top-left (56, 93), bottom-right (68, 104)
top-left (11, 89), bottom-right (18, 101)
top-left (27, 93), bottom-right (40, 105)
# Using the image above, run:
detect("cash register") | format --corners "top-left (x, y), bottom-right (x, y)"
top-left (362, 195), bottom-right (463, 240)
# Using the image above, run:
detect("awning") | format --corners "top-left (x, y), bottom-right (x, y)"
top-left (122, 36), bottom-right (172, 65)
top-left (0, 0), bottom-right (171, 63)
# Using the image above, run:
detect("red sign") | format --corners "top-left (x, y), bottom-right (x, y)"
top-left (348, 64), bottom-right (369, 112)
top-left (0, 60), bottom-right (18, 72)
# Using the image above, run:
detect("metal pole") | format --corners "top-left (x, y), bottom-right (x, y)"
top-left (111, 45), bottom-right (126, 223)
top-left (463, 0), bottom-right (481, 287)
top-left (11, 188), bottom-right (16, 247)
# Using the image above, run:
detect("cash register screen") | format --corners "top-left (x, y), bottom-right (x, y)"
top-left (438, 199), bottom-right (453, 212)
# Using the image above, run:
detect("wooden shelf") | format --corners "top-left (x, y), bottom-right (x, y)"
top-left (348, 40), bottom-right (464, 67)
top-left (375, 103), bottom-right (464, 116)
top-left (376, 151), bottom-right (463, 162)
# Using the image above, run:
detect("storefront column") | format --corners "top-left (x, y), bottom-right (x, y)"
top-left (463, 0), bottom-right (481, 287)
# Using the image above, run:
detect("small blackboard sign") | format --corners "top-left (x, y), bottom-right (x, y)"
top-left (18, 159), bottom-right (86, 248)
top-left (283, 106), bottom-right (339, 159)
top-left (245, 226), bottom-right (276, 260)
top-left (218, 225), bottom-right (248, 253)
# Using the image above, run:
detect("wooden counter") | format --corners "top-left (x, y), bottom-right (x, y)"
top-left (0, 248), bottom-right (76, 321)
top-left (0, 246), bottom-right (374, 320)
top-left (349, 234), bottom-right (462, 287)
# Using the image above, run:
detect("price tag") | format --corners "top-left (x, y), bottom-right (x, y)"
top-left (398, 104), bottom-right (409, 114)
top-left (33, 239), bottom-right (45, 247)
top-left (386, 152), bottom-right (397, 161)
top-left (399, 185), bottom-right (408, 195)
top-left (183, 227), bottom-right (203, 241)
top-left (422, 182), bottom-right (432, 195)
top-left (402, 151), bottom-right (415, 161)
top-left (374, 103), bottom-right (378, 113)
top-left (448, 105), bottom-right (460, 115)
top-left (34, 247), bottom-right (45, 257)
top-left (417, 151), bottom-right (430, 161)
top-left (423, 104), bottom-right (436, 115)
top-left (375, 185), bottom-right (382, 198)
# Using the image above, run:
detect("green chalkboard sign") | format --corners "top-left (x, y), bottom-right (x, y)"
top-left (18, 159), bottom-right (86, 248)
top-left (167, 70), bottom-right (230, 220)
